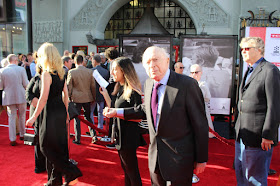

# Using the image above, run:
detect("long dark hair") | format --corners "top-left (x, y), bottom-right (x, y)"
top-left (112, 57), bottom-right (142, 100)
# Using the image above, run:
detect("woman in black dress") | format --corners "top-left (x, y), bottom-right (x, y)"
top-left (26, 43), bottom-right (82, 186)
top-left (100, 57), bottom-right (146, 186)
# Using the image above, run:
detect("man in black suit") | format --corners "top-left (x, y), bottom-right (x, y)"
top-left (235, 37), bottom-right (280, 185)
top-left (62, 56), bottom-right (73, 76)
top-left (104, 46), bottom-right (208, 185)
top-left (89, 54), bottom-right (109, 142)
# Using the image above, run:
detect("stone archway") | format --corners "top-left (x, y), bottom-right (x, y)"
top-left (71, 0), bottom-right (229, 39)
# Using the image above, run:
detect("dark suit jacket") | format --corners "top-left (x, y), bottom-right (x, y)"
top-left (92, 65), bottom-right (109, 102)
top-left (235, 59), bottom-right (280, 147)
top-left (124, 70), bottom-right (209, 181)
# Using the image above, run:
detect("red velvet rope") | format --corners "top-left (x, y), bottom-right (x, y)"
top-left (77, 115), bottom-right (109, 135)
top-left (209, 127), bottom-right (235, 147)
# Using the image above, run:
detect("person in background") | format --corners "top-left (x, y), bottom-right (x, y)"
top-left (0, 54), bottom-right (29, 146)
top-left (190, 64), bottom-right (215, 138)
top-left (104, 47), bottom-right (119, 149)
top-left (235, 37), bottom-right (280, 185)
top-left (89, 54), bottom-right (109, 139)
top-left (64, 50), bottom-right (69, 57)
top-left (25, 57), bottom-right (46, 174)
top-left (67, 55), bottom-right (96, 145)
top-left (62, 56), bottom-right (73, 76)
top-left (27, 52), bottom-right (36, 78)
top-left (26, 42), bottom-right (82, 186)
top-left (174, 62), bottom-right (185, 74)
top-left (18, 54), bottom-right (27, 67)
top-left (100, 52), bottom-right (109, 70)
top-left (100, 57), bottom-right (146, 186)
top-left (21, 54), bottom-right (32, 80)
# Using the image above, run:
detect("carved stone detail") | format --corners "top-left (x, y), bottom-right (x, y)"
top-left (183, 0), bottom-right (229, 27)
top-left (33, 20), bottom-right (63, 43)
top-left (72, 0), bottom-right (229, 36)
top-left (71, 0), bottom-right (114, 31)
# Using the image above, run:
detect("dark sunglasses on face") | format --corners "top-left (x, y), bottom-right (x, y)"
top-left (190, 71), bottom-right (200, 74)
top-left (179, 67), bottom-right (185, 69)
top-left (241, 47), bottom-right (255, 52)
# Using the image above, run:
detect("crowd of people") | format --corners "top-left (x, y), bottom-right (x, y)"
top-left (0, 37), bottom-right (279, 186)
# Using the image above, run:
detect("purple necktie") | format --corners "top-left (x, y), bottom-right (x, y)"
top-left (151, 82), bottom-right (162, 129)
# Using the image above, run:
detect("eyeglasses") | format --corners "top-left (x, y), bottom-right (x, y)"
top-left (241, 47), bottom-right (255, 52)
top-left (179, 67), bottom-right (185, 69)
top-left (190, 71), bottom-right (200, 74)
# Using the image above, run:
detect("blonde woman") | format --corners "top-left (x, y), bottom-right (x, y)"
top-left (26, 43), bottom-right (82, 186)
top-left (100, 57), bottom-right (146, 186)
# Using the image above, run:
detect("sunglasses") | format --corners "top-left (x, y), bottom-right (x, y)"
top-left (179, 67), bottom-right (185, 69)
top-left (190, 71), bottom-right (200, 74)
top-left (241, 47), bottom-right (255, 52)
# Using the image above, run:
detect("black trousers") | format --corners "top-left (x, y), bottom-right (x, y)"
top-left (34, 125), bottom-right (46, 171)
top-left (73, 102), bottom-right (93, 142)
top-left (118, 148), bottom-right (142, 186)
top-left (150, 162), bottom-right (192, 186)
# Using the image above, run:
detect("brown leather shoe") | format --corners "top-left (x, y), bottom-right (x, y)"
top-left (10, 141), bottom-right (16, 146)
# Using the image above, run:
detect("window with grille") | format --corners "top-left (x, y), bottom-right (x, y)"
top-left (105, 0), bottom-right (196, 39)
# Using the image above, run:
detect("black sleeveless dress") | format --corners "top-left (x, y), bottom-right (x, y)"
top-left (39, 73), bottom-right (82, 185)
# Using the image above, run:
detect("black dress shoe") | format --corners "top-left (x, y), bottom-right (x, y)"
top-left (72, 140), bottom-right (80, 145)
top-left (268, 169), bottom-right (276, 175)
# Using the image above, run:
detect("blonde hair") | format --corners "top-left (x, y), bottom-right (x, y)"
top-left (37, 42), bottom-right (65, 80)
top-left (112, 57), bottom-right (142, 100)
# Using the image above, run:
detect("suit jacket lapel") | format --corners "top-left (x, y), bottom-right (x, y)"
top-left (145, 79), bottom-right (155, 133)
top-left (157, 71), bottom-right (178, 132)
top-left (243, 60), bottom-right (265, 89)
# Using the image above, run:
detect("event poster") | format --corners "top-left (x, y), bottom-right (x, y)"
top-left (181, 36), bottom-right (237, 115)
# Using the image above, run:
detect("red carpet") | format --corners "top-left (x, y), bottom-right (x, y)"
top-left (0, 110), bottom-right (279, 186)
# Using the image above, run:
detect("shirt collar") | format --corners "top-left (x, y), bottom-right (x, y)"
top-left (155, 69), bottom-right (170, 86)
top-left (250, 57), bottom-right (263, 69)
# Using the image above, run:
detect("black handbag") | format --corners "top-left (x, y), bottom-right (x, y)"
top-left (68, 102), bottom-right (79, 120)
top-left (24, 132), bottom-right (37, 146)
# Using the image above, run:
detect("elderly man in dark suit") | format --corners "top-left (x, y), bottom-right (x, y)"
top-left (104, 46), bottom-right (208, 185)
top-left (235, 37), bottom-right (280, 185)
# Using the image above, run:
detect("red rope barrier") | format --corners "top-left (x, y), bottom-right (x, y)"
top-left (209, 127), bottom-right (235, 147)
top-left (77, 115), bottom-right (109, 135)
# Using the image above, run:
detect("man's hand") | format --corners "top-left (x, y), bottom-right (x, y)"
top-left (103, 107), bottom-right (117, 118)
top-left (261, 138), bottom-right (274, 151)
top-left (194, 162), bottom-right (206, 174)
